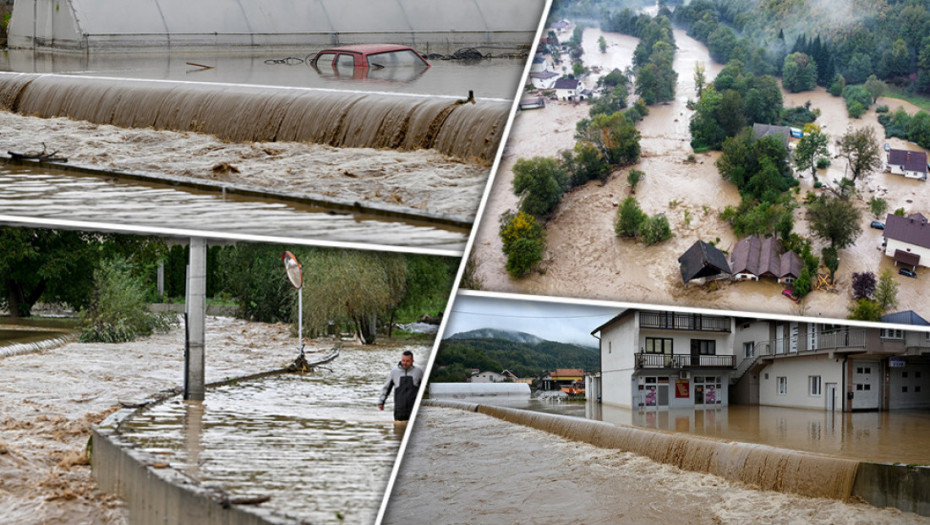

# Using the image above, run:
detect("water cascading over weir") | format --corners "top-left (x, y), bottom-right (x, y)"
top-left (0, 72), bottom-right (509, 162)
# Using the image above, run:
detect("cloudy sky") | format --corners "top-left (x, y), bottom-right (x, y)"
top-left (442, 293), bottom-right (619, 347)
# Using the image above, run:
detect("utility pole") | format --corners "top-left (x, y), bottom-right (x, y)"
top-left (185, 237), bottom-right (206, 402)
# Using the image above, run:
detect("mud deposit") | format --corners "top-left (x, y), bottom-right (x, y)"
top-left (384, 407), bottom-right (928, 524)
top-left (471, 27), bottom-right (930, 321)
top-left (0, 316), bottom-right (343, 524)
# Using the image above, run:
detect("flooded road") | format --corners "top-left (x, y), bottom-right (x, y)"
top-left (0, 316), bottom-right (401, 524)
top-left (120, 344), bottom-right (428, 524)
top-left (0, 168), bottom-right (468, 251)
top-left (470, 25), bottom-right (930, 321)
top-left (385, 406), bottom-right (926, 524)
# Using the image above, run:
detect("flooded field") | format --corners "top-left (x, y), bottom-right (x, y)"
top-left (385, 406), bottom-right (926, 524)
top-left (471, 26), bottom-right (930, 321)
top-left (120, 344), bottom-right (427, 524)
top-left (0, 169), bottom-right (468, 251)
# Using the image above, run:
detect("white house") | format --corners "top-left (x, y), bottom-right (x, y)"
top-left (886, 148), bottom-right (928, 181)
top-left (592, 310), bottom-right (736, 410)
top-left (593, 311), bottom-right (930, 413)
top-left (470, 370), bottom-right (506, 383)
top-left (529, 55), bottom-right (547, 73)
top-left (553, 78), bottom-right (583, 101)
top-left (731, 319), bottom-right (930, 411)
top-left (529, 70), bottom-right (559, 90)
top-left (883, 212), bottom-right (930, 269)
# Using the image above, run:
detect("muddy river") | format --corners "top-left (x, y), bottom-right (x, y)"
top-left (470, 26), bottom-right (930, 322)
top-left (384, 406), bottom-right (927, 524)
top-left (120, 344), bottom-right (428, 524)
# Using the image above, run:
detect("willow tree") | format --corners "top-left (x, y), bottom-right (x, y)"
top-left (300, 250), bottom-right (407, 344)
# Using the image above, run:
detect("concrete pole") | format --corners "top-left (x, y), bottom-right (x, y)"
top-left (157, 260), bottom-right (165, 301)
top-left (184, 237), bottom-right (207, 402)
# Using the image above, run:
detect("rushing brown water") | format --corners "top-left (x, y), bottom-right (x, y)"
top-left (0, 72), bottom-right (508, 163)
top-left (385, 406), bottom-right (925, 523)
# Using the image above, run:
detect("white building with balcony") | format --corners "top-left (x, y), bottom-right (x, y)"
top-left (591, 310), bottom-right (736, 410)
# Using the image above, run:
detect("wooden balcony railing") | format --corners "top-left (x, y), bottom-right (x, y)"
top-left (635, 353), bottom-right (736, 369)
top-left (639, 312), bottom-right (730, 332)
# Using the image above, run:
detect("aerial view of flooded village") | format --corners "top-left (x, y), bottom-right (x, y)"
top-left (469, 0), bottom-right (930, 324)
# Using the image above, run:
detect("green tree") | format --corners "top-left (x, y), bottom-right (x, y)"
top-left (598, 35), bottom-right (607, 53)
top-left (641, 214), bottom-right (672, 245)
top-left (694, 61), bottom-right (706, 98)
top-left (836, 126), bottom-right (882, 182)
top-left (822, 247), bottom-right (839, 283)
top-left (794, 124), bottom-right (829, 182)
top-left (782, 52), bottom-right (818, 92)
top-left (869, 197), bottom-right (888, 218)
top-left (572, 61), bottom-right (588, 78)
top-left (499, 210), bottom-right (546, 278)
top-left (864, 75), bottom-right (887, 104)
top-left (627, 169), bottom-right (644, 194)
top-left (907, 111), bottom-right (930, 149)
top-left (576, 111), bottom-right (641, 166)
top-left (794, 267), bottom-right (812, 298)
top-left (806, 195), bottom-right (862, 249)
top-left (562, 141), bottom-right (610, 187)
top-left (848, 298), bottom-right (883, 321)
top-left (874, 269), bottom-right (899, 313)
top-left (615, 196), bottom-right (646, 237)
top-left (0, 228), bottom-right (101, 317)
top-left (512, 157), bottom-right (569, 218)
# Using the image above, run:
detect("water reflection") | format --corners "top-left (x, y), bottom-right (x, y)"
top-left (121, 345), bottom-right (428, 524)
top-left (0, 51), bottom-right (521, 99)
top-left (457, 395), bottom-right (930, 464)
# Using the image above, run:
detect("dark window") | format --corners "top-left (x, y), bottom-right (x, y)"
top-left (690, 339), bottom-right (716, 355)
top-left (917, 386), bottom-right (922, 393)
top-left (864, 384), bottom-right (871, 391)
top-left (903, 371), bottom-right (909, 378)
top-left (903, 386), bottom-right (908, 393)
top-left (645, 337), bottom-right (673, 354)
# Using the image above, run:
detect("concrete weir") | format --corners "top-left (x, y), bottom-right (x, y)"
top-left (91, 350), bottom-right (338, 525)
top-left (424, 400), bottom-right (930, 516)
top-left (0, 72), bottom-right (509, 163)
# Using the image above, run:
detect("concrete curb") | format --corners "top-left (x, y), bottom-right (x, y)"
top-left (91, 348), bottom-right (339, 525)
top-left (0, 333), bottom-right (78, 359)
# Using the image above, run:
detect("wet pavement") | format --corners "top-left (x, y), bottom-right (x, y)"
top-left (120, 344), bottom-right (429, 524)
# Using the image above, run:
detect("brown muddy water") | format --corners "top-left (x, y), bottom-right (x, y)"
top-left (119, 344), bottom-right (428, 524)
top-left (0, 168), bottom-right (468, 251)
top-left (385, 406), bottom-right (926, 524)
top-left (471, 26), bottom-right (930, 322)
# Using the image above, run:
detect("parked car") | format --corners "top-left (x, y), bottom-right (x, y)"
top-left (782, 289), bottom-right (800, 302)
top-left (308, 44), bottom-right (430, 81)
top-left (870, 221), bottom-right (885, 230)
top-left (899, 268), bottom-right (917, 278)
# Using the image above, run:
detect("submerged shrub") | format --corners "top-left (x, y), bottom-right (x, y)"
top-left (80, 258), bottom-right (177, 343)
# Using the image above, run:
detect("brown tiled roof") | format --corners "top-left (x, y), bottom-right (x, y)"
top-left (887, 149), bottom-right (928, 173)
top-left (551, 368), bottom-right (584, 378)
top-left (885, 213), bottom-right (930, 249)
top-left (731, 236), bottom-right (799, 279)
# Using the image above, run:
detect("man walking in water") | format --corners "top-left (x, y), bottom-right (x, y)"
top-left (378, 350), bottom-right (423, 421)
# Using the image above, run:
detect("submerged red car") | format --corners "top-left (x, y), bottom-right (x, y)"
top-left (308, 44), bottom-right (430, 79)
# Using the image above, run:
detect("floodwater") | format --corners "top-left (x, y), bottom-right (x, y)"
top-left (0, 49), bottom-right (525, 246)
top-left (598, 404), bottom-right (930, 465)
top-left (385, 406), bottom-right (926, 524)
top-left (0, 50), bottom-right (524, 99)
top-left (471, 25), bottom-right (930, 321)
top-left (0, 316), bottom-right (326, 525)
top-left (120, 344), bottom-right (428, 524)
top-left (0, 168), bottom-right (468, 251)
